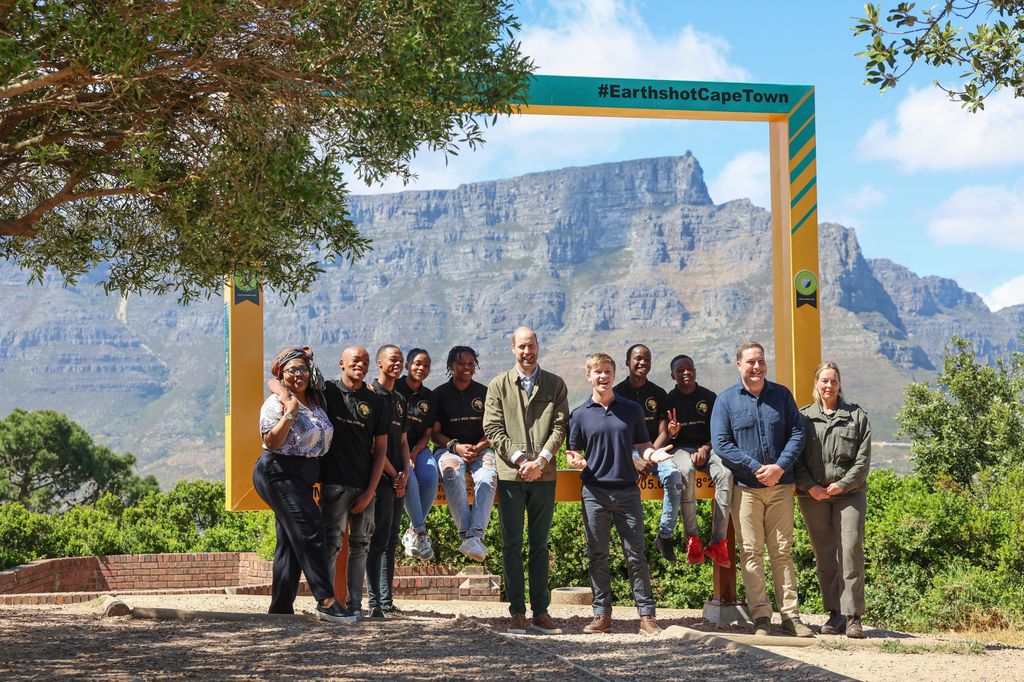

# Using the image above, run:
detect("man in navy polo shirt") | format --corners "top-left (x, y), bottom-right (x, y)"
top-left (567, 352), bottom-right (672, 636)
top-left (710, 341), bottom-right (811, 638)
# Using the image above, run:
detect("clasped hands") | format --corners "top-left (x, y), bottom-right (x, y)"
top-left (808, 482), bottom-right (845, 500)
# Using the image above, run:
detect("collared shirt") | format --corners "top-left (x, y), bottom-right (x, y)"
top-left (613, 378), bottom-right (668, 442)
top-left (568, 395), bottom-right (647, 489)
top-left (517, 365), bottom-right (540, 399)
top-left (395, 376), bottom-right (434, 447)
top-left (372, 378), bottom-right (408, 472)
top-left (320, 379), bottom-right (388, 487)
top-left (710, 380), bottom-right (805, 488)
top-left (664, 384), bottom-right (717, 449)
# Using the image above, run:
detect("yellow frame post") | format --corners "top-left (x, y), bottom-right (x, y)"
top-left (224, 74), bottom-right (822, 509)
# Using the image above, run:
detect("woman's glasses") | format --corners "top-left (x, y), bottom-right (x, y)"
top-left (283, 367), bottom-right (310, 377)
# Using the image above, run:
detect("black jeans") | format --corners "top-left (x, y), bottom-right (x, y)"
top-left (251, 451), bottom-right (333, 613)
top-left (367, 481), bottom-right (404, 610)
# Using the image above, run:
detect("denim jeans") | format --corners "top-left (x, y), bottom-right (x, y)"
top-left (403, 446), bottom-right (439, 532)
top-left (581, 483), bottom-right (655, 616)
top-left (438, 448), bottom-right (497, 539)
top-left (656, 449), bottom-right (734, 543)
top-left (367, 482), bottom-right (404, 611)
top-left (319, 483), bottom-right (376, 612)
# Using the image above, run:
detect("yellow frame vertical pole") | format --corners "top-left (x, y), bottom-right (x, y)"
top-left (224, 278), bottom-right (265, 511)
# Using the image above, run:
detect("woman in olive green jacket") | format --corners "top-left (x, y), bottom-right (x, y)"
top-left (796, 362), bottom-right (871, 639)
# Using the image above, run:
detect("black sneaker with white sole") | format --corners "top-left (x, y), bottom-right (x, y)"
top-left (368, 606), bottom-right (388, 620)
top-left (316, 602), bottom-right (359, 624)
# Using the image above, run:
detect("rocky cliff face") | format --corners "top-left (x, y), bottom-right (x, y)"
top-left (0, 154), bottom-right (1019, 484)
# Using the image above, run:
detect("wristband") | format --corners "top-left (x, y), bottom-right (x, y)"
top-left (447, 439), bottom-right (459, 452)
top-left (643, 447), bottom-right (655, 461)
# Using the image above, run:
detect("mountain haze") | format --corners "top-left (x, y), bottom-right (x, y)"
top-left (1, 154), bottom-right (1019, 484)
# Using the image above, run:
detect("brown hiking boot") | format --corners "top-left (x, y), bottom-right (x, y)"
top-left (820, 610), bottom-right (847, 635)
top-left (529, 612), bottom-right (562, 635)
top-left (638, 615), bottom-right (662, 636)
top-left (582, 614), bottom-right (612, 634)
top-left (506, 613), bottom-right (529, 634)
top-left (845, 615), bottom-right (865, 639)
top-left (781, 617), bottom-right (814, 638)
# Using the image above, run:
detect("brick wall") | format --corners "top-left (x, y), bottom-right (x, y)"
top-left (0, 553), bottom-right (501, 605)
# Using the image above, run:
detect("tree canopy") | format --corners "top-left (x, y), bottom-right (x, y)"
top-left (0, 408), bottom-right (159, 512)
top-left (897, 336), bottom-right (1024, 486)
top-left (0, 0), bottom-right (533, 301)
top-left (854, 1), bottom-right (1024, 110)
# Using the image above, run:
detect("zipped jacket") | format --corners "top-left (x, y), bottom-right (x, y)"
top-left (795, 400), bottom-right (872, 495)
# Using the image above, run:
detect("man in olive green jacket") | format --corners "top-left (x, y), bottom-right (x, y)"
top-left (483, 326), bottom-right (569, 636)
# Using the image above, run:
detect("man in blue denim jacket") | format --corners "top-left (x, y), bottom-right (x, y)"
top-left (710, 341), bottom-right (812, 638)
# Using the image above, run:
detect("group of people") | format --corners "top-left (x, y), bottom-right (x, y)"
top-left (252, 329), bottom-right (871, 639)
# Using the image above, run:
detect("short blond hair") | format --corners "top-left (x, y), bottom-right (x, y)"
top-left (585, 352), bottom-right (616, 373)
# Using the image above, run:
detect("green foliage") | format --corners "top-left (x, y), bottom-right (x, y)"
top-left (0, 408), bottom-right (159, 513)
top-left (0, 502), bottom-right (54, 568)
top-left (1, 0), bottom-right (534, 301)
top-left (897, 336), bottom-right (1024, 487)
top-left (854, 1), bottom-right (1024, 110)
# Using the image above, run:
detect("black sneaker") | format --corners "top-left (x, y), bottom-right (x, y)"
top-left (368, 606), bottom-right (388, 620)
top-left (383, 605), bottom-right (405, 619)
top-left (316, 601), bottom-right (358, 624)
top-left (654, 534), bottom-right (677, 563)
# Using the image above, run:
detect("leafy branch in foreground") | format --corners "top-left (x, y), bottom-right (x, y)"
top-left (853, 1), bottom-right (1024, 110)
top-left (0, 1), bottom-right (533, 301)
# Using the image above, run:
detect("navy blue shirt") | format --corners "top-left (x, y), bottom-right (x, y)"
top-left (710, 380), bottom-right (805, 488)
top-left (568, 396), bottom-right (649, 489)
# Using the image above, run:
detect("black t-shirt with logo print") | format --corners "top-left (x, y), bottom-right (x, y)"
top-left (664, 384), bottom-right (717, 450)
top-left (395, 376), bottom-right (435, 447)
top-left (320, 379), bottom-right (389, 488)
top-left (433, 379), bottom-right (488, 444)
top-left (372, 378), bottom-right (409, 472)
top-left (613, 378), bottom-right (668, 443)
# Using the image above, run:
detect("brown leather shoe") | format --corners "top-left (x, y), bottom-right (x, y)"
top-left (582, 614), bottom-right (612, 634)
top-left (506, 613), bottom-right (529, 634)
top-left (638, 615), bottom-right (662, 636)
top-left (845, 616), bottom-right (865, 639)
top-left (529, 612), bottom-right (562, 635)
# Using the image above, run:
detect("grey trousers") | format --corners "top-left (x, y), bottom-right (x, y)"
top-left (320, 484), bottom-right (376, 611)
top-left (581, 484), bottom-right (656, 616)
top-left (798, 489), bottom-right (866, 617)
top-left (672, 449), bottom-right (734, 543)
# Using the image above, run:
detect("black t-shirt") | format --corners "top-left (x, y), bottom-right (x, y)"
top-left (664, 384), bottom-right (717, 449)
top-left (433, 379), bottom-right (488, 444)
top-left (320, 379), bottom-right (388, 487)
top-left (372, 378), bottom-right (408, 472)
top-left (395, 376), bottom-right (435, 447)
top-left (613, 378), bottom-right (668, 442)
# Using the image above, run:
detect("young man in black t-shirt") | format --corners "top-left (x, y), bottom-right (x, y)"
top-left (612, 344), bottom-right (669, 444)
top-left (653, 354), bottom-right (734, 567)
top-left (366, 344), bottom-right (412, 619)
top-left (432, 346), bottom-right (496, 562)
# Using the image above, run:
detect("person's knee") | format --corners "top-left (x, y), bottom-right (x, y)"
top-left (439, 455), bottom-right (463, 478)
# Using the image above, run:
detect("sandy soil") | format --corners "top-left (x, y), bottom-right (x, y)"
top-left (1, 596), bottom-right (1020, 681)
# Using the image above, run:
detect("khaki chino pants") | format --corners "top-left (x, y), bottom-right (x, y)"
top-left (731, 483), bottom-right (800, 620)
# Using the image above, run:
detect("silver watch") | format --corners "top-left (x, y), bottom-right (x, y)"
top-left (283, 411), bottom-right (295, 421)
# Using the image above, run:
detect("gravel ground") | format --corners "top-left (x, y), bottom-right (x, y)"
top-left (1, 596), bottom-right (1021, 681)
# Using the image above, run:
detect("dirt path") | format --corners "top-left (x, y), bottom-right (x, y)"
top-left (1, 596), bottom-right (1020, 681)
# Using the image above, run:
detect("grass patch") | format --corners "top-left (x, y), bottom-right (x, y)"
top-left (815, 639), bottom-right (850, 651)
top-left (876, 639), bottom-right (986, 655)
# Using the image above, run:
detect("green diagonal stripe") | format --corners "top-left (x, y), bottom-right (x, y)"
top-left (790, 147), bottom-right (816, 184)
top-left (789, 119), bottom-right (815, 162)
top-left (791, 204), bottom-right (817, 234)
top-left (788, 93), bottom-right (815, 140)
top-left (790, 177), bottom-right (817, 209)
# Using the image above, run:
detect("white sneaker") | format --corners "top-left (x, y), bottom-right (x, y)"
top-left (402, 528), bottom-right (418, 558)
top-left (460, 537), bottom-right (487, 562)
top-left (416, 532), bottom-right (434, 561)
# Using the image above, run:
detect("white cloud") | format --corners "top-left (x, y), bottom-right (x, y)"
top-left (521, 0), bottom-right (749, 80)
top-left (352, 0), bottom-right (749, 194)
top-left (982, 274), bottom-right (1024, 311)
top-left (834, 184), bottom-right (887, 213)
top-left (858, 88), bottom-right (1024, 171)
top-left (926, 182), bottom-right (1024, 251)
top-left (708, 150), bottom-right (770, 208)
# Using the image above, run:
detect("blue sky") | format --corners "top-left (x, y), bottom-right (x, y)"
top-left (358, 1), bottom-right (1024, 310)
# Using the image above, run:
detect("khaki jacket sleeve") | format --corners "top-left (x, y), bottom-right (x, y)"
top-left (837, 409), bottom-right (872, 492)
top-left (795, 415), bottom-right (817, 492)
top-left (483, 375), bottom-right (514, 465)
top-left (541, 376), bottom-right (569, 455)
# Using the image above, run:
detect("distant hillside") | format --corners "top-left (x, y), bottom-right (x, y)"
top-left (1, 154), bottom-right (1019, 485)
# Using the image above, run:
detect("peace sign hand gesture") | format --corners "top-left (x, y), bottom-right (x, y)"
top-left (666, 408), bottom-right (681, 437)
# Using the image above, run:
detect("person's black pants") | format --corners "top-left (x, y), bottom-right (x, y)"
top-left (367, 481), bottom-right (404, 610)
top-left (252, 451), bottom-right (333, 613)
